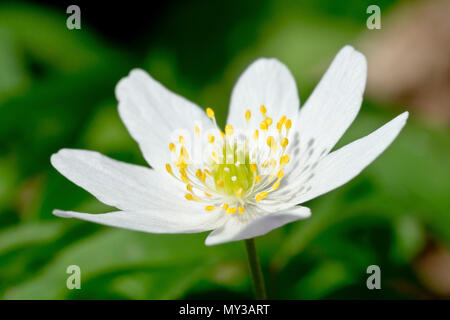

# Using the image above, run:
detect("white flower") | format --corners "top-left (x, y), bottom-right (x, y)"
top-left (51, 46), bottom-right (408, 246)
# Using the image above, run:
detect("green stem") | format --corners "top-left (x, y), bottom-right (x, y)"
top-left (244, 238), bottom-right (267, 299)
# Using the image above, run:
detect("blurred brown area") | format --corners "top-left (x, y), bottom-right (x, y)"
top-left (415, 241), bottom-right (450, 298)
top-left (362, 0), bottom-right (450, 125)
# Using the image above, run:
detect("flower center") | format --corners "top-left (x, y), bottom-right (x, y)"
top-left (165, 105), bottom-right (292, 215)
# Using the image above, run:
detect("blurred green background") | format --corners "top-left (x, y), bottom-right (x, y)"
top-left (0, 0), bottom-right (449, 299)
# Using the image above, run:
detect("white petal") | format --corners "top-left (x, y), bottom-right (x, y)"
top-left (204, 206), bottom-right (311, 246)
top-left (290, 112), bottom-right (409, 204)
top-left (227, 58), bottom-right (299, 129)
top-left (54, 209), bottom-right (222, 234)
top-left (294, 46), bottom-right (367, 168)
top-left (115, 69), bottom-right (214, 171)
top-left (51, 148), bottom-right (194, 211)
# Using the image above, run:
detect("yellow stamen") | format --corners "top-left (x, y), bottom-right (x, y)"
top-left (206, 108), bottom-right (215, 119)
top-left (179, 136), bottom-right (185, 144)
top-left (255, 175), bottom-right (262, 183)
top-left (280, 154), bottom-right (290, 166)
top-left (186, 183), bottom-right (193, 192)
top-left (208, 134), bottom-right (215, 143)
top-left (225, 124), bottom-right (234, 136)
top-left (265, 117), bottom-right (273, 127)
top-left (238, 206), bottom-right (245, 214)
top-left (205, 205), bottom-right (215, 211)
top-left (204, 192), bottom-right (212, 197)
top-left (276, 122), bottom-right (282, 133)
top-left (271, 180), bottom-right (280, 191)
top-left (222, 203), bottom-right (229, 210)
top-left (245, 110), bottom-right (251, 122)
top-left (277, 170), bottom-right (284, 179)
top-left (185, 193), bottom-right (194, 201)
top-left (227, 207), bottom-right (237, 214)
top-left (260, 105), bottom-right (267, 115)
top-left (217, 180), bottom-right (224, 187)
top-left (253, 130), bottom-right (259, 140)
top-left (169, 143), bottom-right (175, 152)
top-left (260, 121), bottom-right (268, 131)
top-left (285, 119), bottom-right (292, 131)
top-left (180, 173), bottom-right (189, 183)
top-left (194, 125), bottom-right (200, 135)
top-left (267, 136), bottom-right (275, 148)
top-left (270, 159), bottom-right (277, 168)
top-left (165, 163), bottom-right (173, 174)
top-left (281, 137), bottom-right (289, 148)
top-left (250, 163), bottom-right (257, 172)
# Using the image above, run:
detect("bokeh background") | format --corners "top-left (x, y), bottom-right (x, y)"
top-left (0, 0), bottom-right (449, 299)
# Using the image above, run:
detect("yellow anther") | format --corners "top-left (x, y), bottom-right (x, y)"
top-left (260, 121), bottom-right (268, 131)
top-left (217, 180), bottom-right (224, 187)
top-left (255, 194), bottom-right (262, 202)
top-left (253, 130), bottom-right (259, 140)
top-left (271, 180), bottom-right (281, 191)
top-left (179, 136), bottom-right (185, 144)
top-left (238, 206), bottom-right (245, 214)
top-left (267, 136), bottom-right (275, 147)
top-left (236, 188), bottom-right (244, 198)
top-left (180, 174), bottom-right (189, 183)
top-left (222, 203), bottom-right (229, 210)
top-left (265, 117), bottom-right (273, 127)
top-left (208, 134), bottom-right (215, 143)
top-left (280, 154), bottom-right (290, 166)
top-left (220, 131), bottom-right (225, 138)
top-left (194, 125), bottom-right (200, 135)
top-left (227, 207), bottom-right (237, 214)
top-left (204, 169), bottom-right (211, 176)
top-left (285, 119), bottom-right (292, 130)
top-left (279, 115), bottom-right (287, 125)
top-left (180, 146), bottom-right (189, 158)
top-left (255, 175), bottom-right (262, 183)
top-left (281, 137), bottom-right (289, 148)
top-left (165, 163), bottom-right (173, 174)
top-left (245, 110), bottom-right (251, 122)
top-left (185, 193), bottom-right (194, 201)
top-left (206, 108), bottom-right (215, 119)
top-left (261, 191), bottom-right (268, 199)
top-left (277, 170), bottom-right (284, 179)
top-left (169, 143), bottom-right (176, 152)
top-left (186, 184), bottom-right (193, 192)
top-left (270, 159), bottom-right (277, 167)
top-left (250, 163), bottom-right (257, 172)
top-left (276, 122), bottom-right (282, 133)
top-left (205, 205), bottom-right (215, 211)
top-left (175, 156), bottom-right (187, 169)
top-left (195, 169), bottom-right (203, 179)
top-left (260, 105), bottom-right (267, 115)
top-left (225, 124), bottom-right (234, 136)
top-left (204, 192), bottom-right (212, 197)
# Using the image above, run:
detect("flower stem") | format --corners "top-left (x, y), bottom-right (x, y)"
top-left (244, 238), bottom-right (267, 299)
